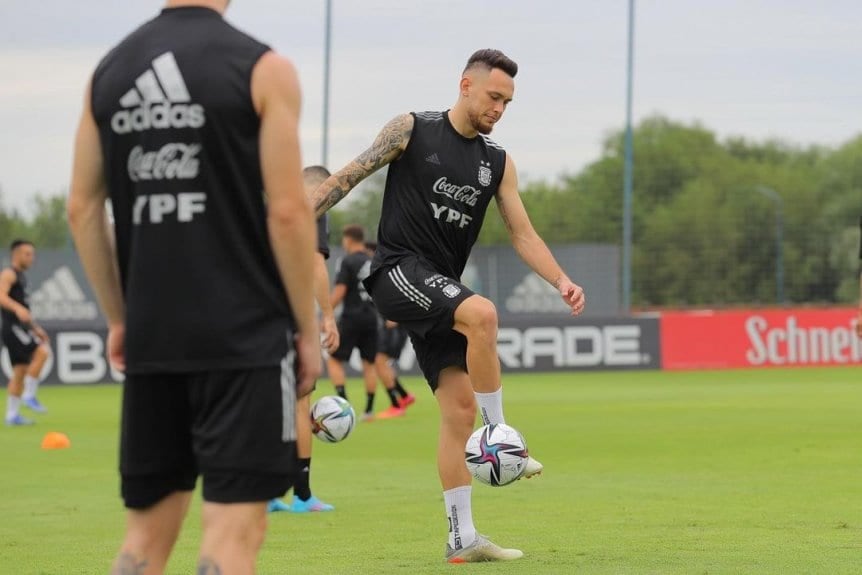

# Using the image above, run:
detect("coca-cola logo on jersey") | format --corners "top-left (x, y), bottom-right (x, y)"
top-left (432, 177), bottom-right (482, 206)
top-left (127, 143), bottom-right (201, 182)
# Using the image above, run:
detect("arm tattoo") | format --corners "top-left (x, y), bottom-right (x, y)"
top-left (313, 114), bottom-right (412, 216)
top-left (313, 162), bottom-right (366, 216)
top-left (110, 552), bottom-right (148, 575)
top-left (197, 557), bottom-right (223, 575)
top-left (354, 114), bottom-right (412, 170)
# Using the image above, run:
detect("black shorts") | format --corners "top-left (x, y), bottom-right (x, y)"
top-left (365, 257), bottom-right (474, 390)
top-left (378, 323), bottom-right (409, 359)
top-left (2, 325), bottom-right (39, 366)
top-left (409, 332), bottom-right (468, 393)
top-left (331, 315), bottom-right (378, 362)
top-left (120, 361), bottom-right (299, 510)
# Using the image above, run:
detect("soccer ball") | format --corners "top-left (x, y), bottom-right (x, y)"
top-left (310, 396), bottom-right (355, 443)
top-left (465, 423), bottom-right (529, 486)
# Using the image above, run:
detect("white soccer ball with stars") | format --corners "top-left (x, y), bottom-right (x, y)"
top-left (465, 423), bottom-right (529, 486)
top-left (310, 396), bottom-right (355, 443)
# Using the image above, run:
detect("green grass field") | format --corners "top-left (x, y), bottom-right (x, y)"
top-left (1, 368), bottom-right (860, 574)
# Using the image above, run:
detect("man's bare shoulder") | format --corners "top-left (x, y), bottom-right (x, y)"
top-left (381, 113), bottom-right (415, 144)
top-left (255, 51), bottom-right (299, 79)
top-left (0, 268), bottom-right (17, 292)
top-left (354, 113), bottom-right (414, 167)
top-left (251, 51), bottom-right (300, 113)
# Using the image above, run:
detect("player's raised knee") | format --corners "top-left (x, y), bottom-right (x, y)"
top-left (456, 295), bottom-right (498, 337)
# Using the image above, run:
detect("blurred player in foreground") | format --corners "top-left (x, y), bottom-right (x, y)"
top-left (68, 1), bottom-right (320, 572)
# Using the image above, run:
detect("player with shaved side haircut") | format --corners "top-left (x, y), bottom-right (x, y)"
top-left (310, 49), bottom-right (585, 562)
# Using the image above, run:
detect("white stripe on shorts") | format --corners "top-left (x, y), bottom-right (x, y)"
top-left (11, 324), bottom-right (33, 345)
top-left (388, 266), bottom-right (431, 310)
top-left (393, 265), bottom-right (433, 307)
top-left (280, 343), bottom-right (297, 442)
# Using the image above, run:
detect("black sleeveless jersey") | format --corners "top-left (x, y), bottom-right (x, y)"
top-left (91, 7), bottom-right (292, 374)
top-left (1, 269), bottom-right (28, 332)
top-left (335, 251), bottom-right (376, 321)
top-left (373, 110), bottom-right (507, 280)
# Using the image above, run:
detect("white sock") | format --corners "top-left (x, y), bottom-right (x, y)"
top-left (474, 388), bottom-right (505, 425)
top-left (444, 486), bottom-right (476, 550)
top-left (6, 395), bottom-right (21, 419)
top-left (22, 375), bottom-right (39, 400)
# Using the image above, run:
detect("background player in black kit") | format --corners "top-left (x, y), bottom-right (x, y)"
top-left (68, 1), bottom-right (320, 573)
top-left (268, 165), bottom-right (340, 514)
top-left (0, 240), bottom-right (51, 425)
top-left (328, 225), bottom-right (380, 421)
top-left (364, 240), bottom-right (415, 419)
top-left (373, 318), bottom-right (414, 418)
top-left (311, 49), bottom-right (585, 563)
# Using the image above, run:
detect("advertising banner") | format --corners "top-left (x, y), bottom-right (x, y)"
top-left (3, 315), bottom-right (661, 385)
top-left (660, 308), bottom-right (862, 370)
top-left (335, 314), bottom-right (659, 375)
top-left (1, 326), bottom-right (123, 385)
top-left (490, 315), bottom-right (660, 373)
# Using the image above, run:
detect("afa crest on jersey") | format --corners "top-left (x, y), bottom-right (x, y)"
top-left (478, 161), bottom-right (492, 187)
top-left (443, 284), bottom-right (462, 298)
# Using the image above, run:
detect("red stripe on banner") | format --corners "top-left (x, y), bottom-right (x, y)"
top-left (660, 308), bottom-right (862, 370)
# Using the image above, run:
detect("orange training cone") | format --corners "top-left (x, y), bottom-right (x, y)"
top-left (41, 432), bottom-right (71, 450)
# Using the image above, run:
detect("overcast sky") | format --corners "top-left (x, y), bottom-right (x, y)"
top-left (1, 1), bottom-right (860, 213)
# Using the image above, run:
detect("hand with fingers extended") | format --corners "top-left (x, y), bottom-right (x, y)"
top-left (558, 279), bottom-right (586, 317)
top-left (33, 325), bottom-right (50, 345)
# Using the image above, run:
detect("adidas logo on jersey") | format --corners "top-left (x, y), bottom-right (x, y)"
top-left (505, 274), bottom-right (568, 313)
top-left (29, 266), bottom-right (99, 321)
top-left (425, 153), bottom-right (441, 165)
top-left (111, 52), bottom-right (205, 134)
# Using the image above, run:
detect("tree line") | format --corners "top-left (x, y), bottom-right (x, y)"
top-left (332, 116), bottom-right (861, 307)
top-left (0, 194), bottom-right (69, 252)
top-left (3, 115), bottom-right (859, 306)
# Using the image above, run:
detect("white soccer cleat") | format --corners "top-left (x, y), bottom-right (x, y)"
top-left (521, 455), bottom-right (543, 479)
top-left (445, 533), bottom-right (524, 563)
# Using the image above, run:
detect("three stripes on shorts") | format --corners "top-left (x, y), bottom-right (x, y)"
top-left (387, 266), bottom-right (432, 311)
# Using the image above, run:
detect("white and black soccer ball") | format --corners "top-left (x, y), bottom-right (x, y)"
top-left (310, 395), bottom-right (355, 443)
top-left (465, 423), bottom-right (529, 486)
